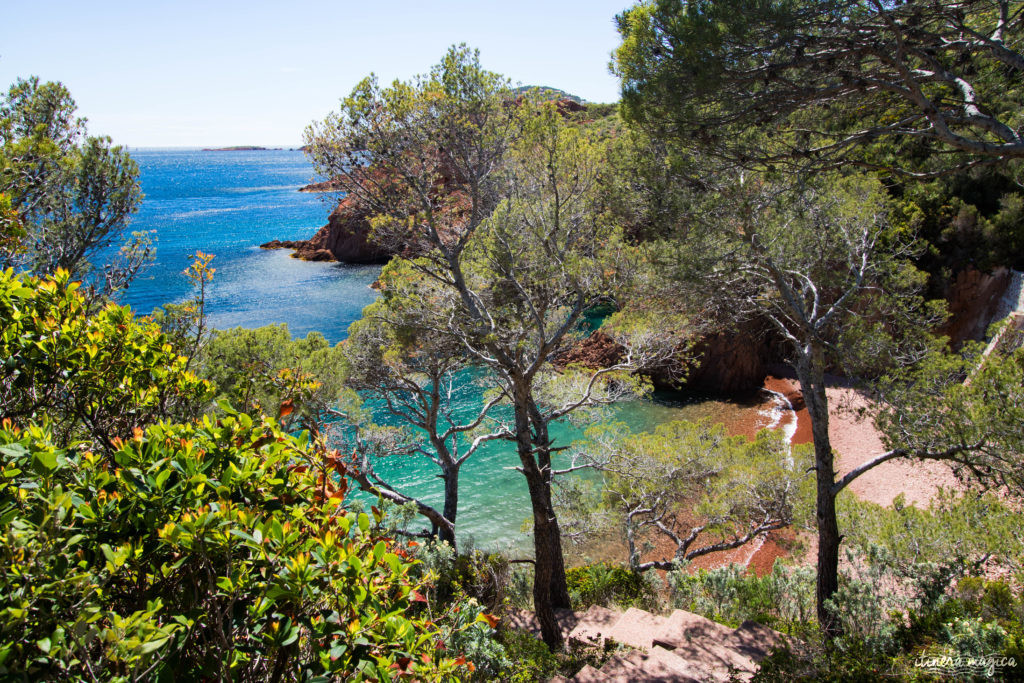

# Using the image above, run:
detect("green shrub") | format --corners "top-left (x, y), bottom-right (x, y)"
top-left (432, 594), bottom-right (510, 681)
top-left (199, 323), bottom-right (351, 432)
top-left (754, 573), bottom-right (1024, 681)
top-left (0, 268), bottom-right (213, 451)
top-left (416, 540), bottom-right (514, 610)
top-left (0, 411), bottom-right (468, 681)
top-left (493, 629), bottom-right (560, 683)
top-left (566, 562), bottom-right (659, 610)
top-left (668, 561), bottom-right (815, 633)
top-left (489, 627), bottom-right (622, 683)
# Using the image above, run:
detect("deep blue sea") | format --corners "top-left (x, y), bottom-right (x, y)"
top-left (119, 148), bottom-right (754, 551)
top-left (120, 148), bottom-right (379, 343)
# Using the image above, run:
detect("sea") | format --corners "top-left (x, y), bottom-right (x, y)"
top-left (118, 148), bottom-right (774, 551)
top-left (120, 148), bottom-right (378, 342)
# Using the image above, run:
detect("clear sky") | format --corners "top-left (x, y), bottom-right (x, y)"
top-left (0, 0), bottom-right (632, 148)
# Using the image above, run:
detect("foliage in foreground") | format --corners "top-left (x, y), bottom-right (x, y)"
top-left (0, 413), bottom-right (465, 682)
top-left (0, 271), bottom-right (467, 681)
top-left (0, 268), bottom-right (212, 453)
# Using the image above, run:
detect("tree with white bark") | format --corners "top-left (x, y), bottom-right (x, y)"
top-left (306, 46), bottom-right (681, 648)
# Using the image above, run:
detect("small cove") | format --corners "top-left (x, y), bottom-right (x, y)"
top-left (120, 148), bottom-right (793, 550)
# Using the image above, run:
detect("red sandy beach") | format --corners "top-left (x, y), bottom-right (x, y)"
top-left (585, 372), bottom-right (959, 576)
top-left (761, 374), bottom-right (959, 508)
top-left (716, 373), bottom-right (959, 576)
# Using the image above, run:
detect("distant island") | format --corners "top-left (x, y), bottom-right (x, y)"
top-left (202, 146), bottom-right (284, 152)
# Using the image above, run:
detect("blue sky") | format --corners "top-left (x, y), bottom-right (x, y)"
top-left (1, 0), bottom-right (632, 147)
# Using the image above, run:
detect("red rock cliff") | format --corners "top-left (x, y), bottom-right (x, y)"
top-left (937, 267), bottom-right (1013, 346)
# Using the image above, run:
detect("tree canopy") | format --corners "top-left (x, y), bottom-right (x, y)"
top-left (1, 77), bottom-right (146, 292)
top-left (614, 0), bottom-right (1024, 175)
top-left (305, 46), bottom-right (680, 649)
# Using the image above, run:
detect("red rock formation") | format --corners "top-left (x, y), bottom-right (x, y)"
top-left (681, 321), bottom-right (779, 396)
top-left (558, 321), bottom-right (779, 396)
top-left (938, 267), bottom-right (1013, 347)
top-left (555, 332), bottom-right (625, 369)
top-left (555, 98), bottom-right (585, 115)
top-left (261, 194), bottom-right (393, 264)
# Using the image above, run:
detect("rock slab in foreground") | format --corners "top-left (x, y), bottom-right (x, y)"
top-left (505, 603), bottom-right (789, 682)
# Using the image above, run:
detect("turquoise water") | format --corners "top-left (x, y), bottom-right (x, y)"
top-left (359, 387), bottom-right (763, 550)
top-left (120, 149), bottom-right (756, 550)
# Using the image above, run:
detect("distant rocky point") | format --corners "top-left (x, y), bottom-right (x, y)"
top-left (260, 192), bottom-right (392, 264)
top-left (298, 179), bottom-right (344, 193)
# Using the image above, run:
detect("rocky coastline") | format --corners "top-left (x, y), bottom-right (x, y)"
top-left (297, 179), bottom-right (344, 193)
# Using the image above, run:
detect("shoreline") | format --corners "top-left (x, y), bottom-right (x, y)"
top-left (727, 376), bottom-right (808, 576)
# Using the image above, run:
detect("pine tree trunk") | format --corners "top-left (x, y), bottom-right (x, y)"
top-left (796, 344), bottom-right (842, 638)
top-left (509, 382), bottom-right (571, 649)
top-left (815, 469), bottom-right (841, 637)
top-left (439, 466), bottom-right (459, 549)
top-left (525, 465), bottom-right (568, 649)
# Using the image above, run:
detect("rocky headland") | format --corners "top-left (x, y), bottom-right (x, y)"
top-left (264, 97), bottom-right (589, 264)
top-left (260, 193), bottom-right (393, 264)
top-left (297, 179), bottom-right (344, 193)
